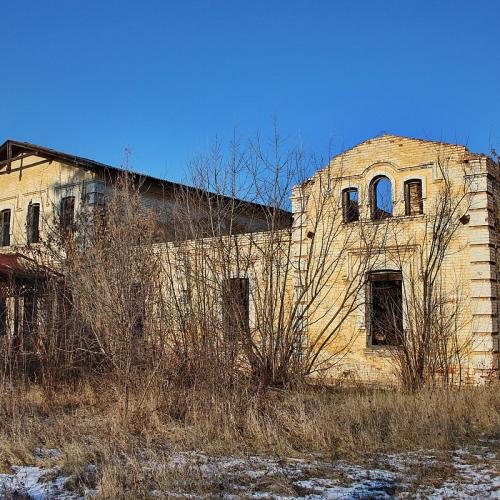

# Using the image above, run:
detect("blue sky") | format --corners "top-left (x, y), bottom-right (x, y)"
top-left (1, 0), bottom-right (499, 182)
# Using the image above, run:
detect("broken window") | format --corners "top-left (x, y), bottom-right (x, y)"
top-left (60, 196), bottom-right (75, 235)
top-left (368, 271), bottom-right (403, 346)
top-left (404, 179), bottom-right (423, 216)
top-left (1, 209), bottom-right (11, 246)
top-left (222, 278), bottom-right (250, 340)
top-left (342, 188), bottom-right (359, 222)
top-left (370, 176), bottom-right (393, 220)
top-left (27, 203), bottom-right (40, 244)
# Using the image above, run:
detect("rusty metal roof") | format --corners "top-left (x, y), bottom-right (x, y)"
top-left (0, 253), bottom-right (59, 280)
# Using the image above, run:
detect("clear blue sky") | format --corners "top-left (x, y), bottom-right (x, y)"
top-left (1, 0), bottom-right (499, 182)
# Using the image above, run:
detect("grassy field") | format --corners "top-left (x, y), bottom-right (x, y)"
top-left (0, 380), bottom-right (498, 497)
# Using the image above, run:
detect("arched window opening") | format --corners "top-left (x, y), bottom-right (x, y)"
top-left (404, 179), bottom-right (423, 216)
top-left (367, 270), bottom-right (403, 346)
top-left (342, 188), bottom-right (359, 222)
top-left (370, 176), bottom-right (393, 220)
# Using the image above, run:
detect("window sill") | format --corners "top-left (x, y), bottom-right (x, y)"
top-left (343, 214), bottom-right (426, 225)
top-left (364, 345), bottom-right (401, 357)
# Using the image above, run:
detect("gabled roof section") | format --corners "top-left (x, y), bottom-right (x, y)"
top-left (0, 139), bottom-right (181, 186)
top-left (293, 133), bottom-right (489, 191)
top-left (329, 133), bottom-right (481, 161)
top-left (0, 139), bottom-right (292, 223)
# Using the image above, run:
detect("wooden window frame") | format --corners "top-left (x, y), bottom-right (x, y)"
top-left (1, 209), bottom-right (11, 247)
top-left (27, 203), bottom-right (40, 244)
top-left (404, 179), bottom-right (424, 216)
top-left (367, 270), bottom-right (403, 347)
top-left (60, 196), bottom-right (75, 235)
top-left (342, 188), bottom-right (360, 223)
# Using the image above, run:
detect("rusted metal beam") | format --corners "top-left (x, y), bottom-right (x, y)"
top-left (0, 152), bottom-right (33, 169)
top-left (0, 158), bottom-right (50, 175)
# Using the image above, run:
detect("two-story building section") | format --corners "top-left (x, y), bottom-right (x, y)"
top-left (290, 134), bottom-right (499, 382)
top-left (0, 135), bottom-right (498, 383)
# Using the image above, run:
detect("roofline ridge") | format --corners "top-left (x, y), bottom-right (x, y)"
top-left (0, 139), bottom-right (291, 217)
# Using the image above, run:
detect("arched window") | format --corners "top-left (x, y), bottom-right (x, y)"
top-left (404, 179), bottom-right (423, 216)
top-left (370, 176), bottom-right (393, 220)
top-left (342, 187), bottom-right (359, 222)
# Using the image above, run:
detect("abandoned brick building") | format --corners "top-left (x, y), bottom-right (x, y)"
top-left (0, 135), bottom-right (498, 382)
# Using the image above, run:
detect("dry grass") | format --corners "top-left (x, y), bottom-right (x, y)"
top-left (0, 381), bottom-right (498, 480)
top-left (0, 380), bottom-right (498, 496)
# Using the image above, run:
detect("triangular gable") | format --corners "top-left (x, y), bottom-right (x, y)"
top-left (328, 134), bottom-right (476, 163)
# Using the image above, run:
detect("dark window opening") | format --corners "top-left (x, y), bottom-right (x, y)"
top-left (370, 176), bottom-right (393, 220)
top-left (1, 209), bottom-right (11, 247)
top-left (13, 297), bottom-right (19, 340)
top-left (93, 193), bottom-right (107, 230)
top-left (22, 292), bottom-right (38, 352)
top-left (342, 188), bottom-right (359, 222)
top-left (368, 271), bottom-right (403, 346)
top-left (222, 277), bottom-right (250, 340)
top-left (27, 203), bottom-right (40, 244)
top-left (131, 283), bottom-right (145, 337)
top-left (84, 191), bottom-right (107, 234)
top-left (0, 297), bottom-right (7, 336)
top-left (60, 196), bottom-right (75, 235)
top-left (404, 179), bottom-right (423, 216)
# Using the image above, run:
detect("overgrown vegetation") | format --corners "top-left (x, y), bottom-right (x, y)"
top-left (0, 133), bottom-right (498, 496)
top-left (0, 381), bottom-right (498, 496)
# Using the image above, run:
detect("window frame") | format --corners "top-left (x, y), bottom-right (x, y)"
top-left (404, 179), bottom-right (424, 216)
top-left (342, 187), bottom-right (360, 223)
top-left (60, 196), bottom-right (76, 235)
top-left (0, 296), bottom-right (7, 336)
top-left (366, 270), bottom-right (403, 347)
top-left (26, 202), bottom-right (41, 244)
top-left (370, 175), bottom-right (393, 220)
top-left (222, 277), bottom-right (250, 340)
top-left (1, 209), bottom-right (11, 247)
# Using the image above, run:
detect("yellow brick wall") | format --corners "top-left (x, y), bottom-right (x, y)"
top-left (291, 135), bottom-right (497, 383)
top-left (0, 154), bottom-right (95, 249)
top-left (1, 135), bottom-right (497, 384)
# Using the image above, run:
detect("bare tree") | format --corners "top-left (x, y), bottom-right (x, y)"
top-left (165, 129), bottom-right (389, 388)
top-left (387, 157), bottom-right (473, 391)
